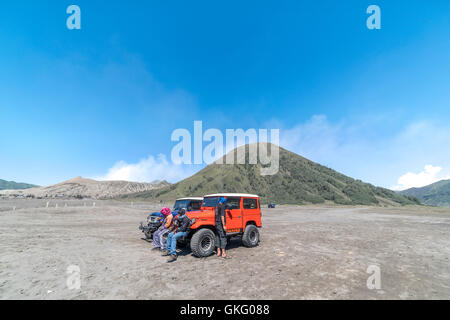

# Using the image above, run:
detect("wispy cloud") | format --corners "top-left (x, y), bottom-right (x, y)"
top-left (279, 115), bottom-right (450, 189)
top-left (94, 154), bottom-right (197, 183)
top-left (391, 165), bottom-right (450, 191)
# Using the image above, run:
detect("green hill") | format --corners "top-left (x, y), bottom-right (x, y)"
top-left (124, 144), bottom-right (419, 206)
top-left (400, 179), bottom-right (450, 207)
top-left (0, 179), bottom-right (38, 190)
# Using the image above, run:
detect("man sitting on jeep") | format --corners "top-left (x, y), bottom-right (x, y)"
top-left (152, 207), bottom-right (173, 251)
top-left (163, 208), bottom-right (191, 262)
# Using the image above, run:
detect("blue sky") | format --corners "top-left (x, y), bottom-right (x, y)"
top-left (1, 1), bottom-right (450, 190)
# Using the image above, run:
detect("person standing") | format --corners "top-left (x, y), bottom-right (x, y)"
top-left (215, 197), bottom-right (229, 258)
top-left (152, 207), bottom-right (173, 251)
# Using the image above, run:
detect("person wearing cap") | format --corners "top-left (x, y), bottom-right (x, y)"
top-left (163, 208), bottom-right (191, 262)
top-left (215, 197), bottom-right (228, 258)
top-left (152, 207), bottom-right (173, 251)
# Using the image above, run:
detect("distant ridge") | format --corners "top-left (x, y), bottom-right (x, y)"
top-left (0, 179), bottom-right (38, 190)
top-left (123, 143), bottom-right (420, 206)
top-left (0, 176), bottom-right (170, 200)
top-left (400, 179), bottom-right (450, 207)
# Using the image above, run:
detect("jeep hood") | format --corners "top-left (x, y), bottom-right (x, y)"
top-left (186, 208), bottom-right (214, 219)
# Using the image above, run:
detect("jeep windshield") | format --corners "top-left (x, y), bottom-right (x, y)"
top-left (202, 197), bottom-right (219, 208)
top-left (173, 200), bottom-right (189, 210)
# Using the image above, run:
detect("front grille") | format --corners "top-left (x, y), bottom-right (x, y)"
top-left (147, 224), bottom-right (159, 231)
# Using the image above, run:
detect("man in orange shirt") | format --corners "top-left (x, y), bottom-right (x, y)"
top-left (152, 207), bottom-right (173, 251)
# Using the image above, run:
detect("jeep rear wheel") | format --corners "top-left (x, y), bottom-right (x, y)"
top-left (242, 225), bottom-right (259, 247)
top-left (190, 229), bottom-right (216, 257)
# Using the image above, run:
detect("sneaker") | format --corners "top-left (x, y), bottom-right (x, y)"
top-left (161, 250), bottom-right (170, 256)
top-left (167, 254), bottom-right (178, 262)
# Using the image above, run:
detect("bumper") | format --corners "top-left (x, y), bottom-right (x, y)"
top-left (139, 221), bottom-right (160, 233)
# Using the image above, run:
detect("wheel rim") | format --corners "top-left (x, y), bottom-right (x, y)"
top-left (201, 236), bottom-right (212, 251)
top-left (249, 230), bottom-right (257, 243)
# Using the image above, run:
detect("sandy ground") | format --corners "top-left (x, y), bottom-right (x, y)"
top-left (0, 199), bottom-right (449, 300)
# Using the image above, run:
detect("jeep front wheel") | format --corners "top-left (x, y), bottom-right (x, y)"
top-left (144, 230), bottom-right (153, 240)
top-left (242, 225), bottom-right (260, 247)
top-left (190, 229), bottom-right (216, 257)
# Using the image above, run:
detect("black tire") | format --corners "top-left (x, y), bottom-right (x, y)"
top-left (144, 230), bottom-right (153, 240)
top-left (190, 229), bottom-right (216, 257)
top-left (242, 224), bottom-right (260, 247)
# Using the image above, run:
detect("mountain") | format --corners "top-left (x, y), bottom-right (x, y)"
top-left (400, 179), bottom-right (450, 207)
top-left (0, 176), bottom-right (170, 200)
top-left (124, 144), bottom-right (420, 206)
top-left (0, 179), bottom-right (38, 190)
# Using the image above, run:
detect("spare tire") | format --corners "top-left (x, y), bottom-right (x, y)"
top-left (242, 224), bottom-right (260, 247)
top-left (190, 229), bottom-right (216, 257)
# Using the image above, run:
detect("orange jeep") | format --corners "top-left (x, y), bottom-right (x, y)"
top-left (186, 193), bottom-right (262, 257)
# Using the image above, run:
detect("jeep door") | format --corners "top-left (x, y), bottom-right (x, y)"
top-left (224, 197), bottom-right (243, 233)
top-left (243, 197), bottom-right (261, 227)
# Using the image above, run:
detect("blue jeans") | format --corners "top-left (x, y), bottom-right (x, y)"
top-left (166, 231), bottom-right (188, 255)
